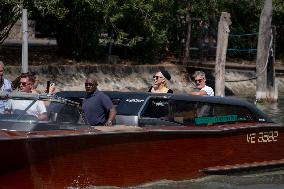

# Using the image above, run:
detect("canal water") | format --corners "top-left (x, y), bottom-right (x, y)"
top-left (86, 96), bottom-right (284, 189)
top-left (256, 96), bottom-right (284, 124)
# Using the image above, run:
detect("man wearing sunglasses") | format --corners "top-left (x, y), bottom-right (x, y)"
top-left (82, 74), bottom-right (116, 126)
top-left (5, 74), bottom-right (48, 120)
top-left (190, 70), bottom-right (214, 96)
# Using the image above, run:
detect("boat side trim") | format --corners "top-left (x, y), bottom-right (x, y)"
top-left (201, 159), bottom-right (284, 174)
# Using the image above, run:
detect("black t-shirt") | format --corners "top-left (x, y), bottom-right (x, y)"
top-left (148, 86), bottom-right (173, 93)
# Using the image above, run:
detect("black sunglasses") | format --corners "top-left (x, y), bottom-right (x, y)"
top-left (20, 82), bottom-right (30, 87)
top-left (194, 78), bottom-right (204, 83)
top-left (153, 76), bottom-right (164, 80)
top-left (85, 83), bottom-right (95, 87)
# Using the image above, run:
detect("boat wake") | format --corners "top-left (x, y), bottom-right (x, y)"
top-left (71, 170), bottom-right (284, 189)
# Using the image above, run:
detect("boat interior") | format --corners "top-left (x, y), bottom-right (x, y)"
top-left (0, 91), bottom-right (275, 133)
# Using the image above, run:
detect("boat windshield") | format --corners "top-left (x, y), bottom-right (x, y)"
top-left (0, 93), bottom-right (87, 131)
top-left (0, 99), bottom-right (83, 122)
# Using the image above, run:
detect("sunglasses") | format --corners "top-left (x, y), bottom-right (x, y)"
top-left (85, 83), bottom-right (95, 87)
top-left (194, 78), bottom-right (204, 83)
top-left (153, 76), bottom-right (164, 80)
top-left (20, 82), bottom-right (30, 87)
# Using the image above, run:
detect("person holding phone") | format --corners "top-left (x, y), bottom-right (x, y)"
top-left (45, 80), bottom-right (56, 95)
top-left (29, 72), bottom-right (55, 94)
top-left (13, 72), bottom-right (56, 95)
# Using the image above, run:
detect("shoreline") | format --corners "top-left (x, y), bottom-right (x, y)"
top-left (4, 63), bottom-right (284, 97)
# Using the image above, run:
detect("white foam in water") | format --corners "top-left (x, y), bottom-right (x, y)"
top-left (70, 170), bottom-right (284, 189)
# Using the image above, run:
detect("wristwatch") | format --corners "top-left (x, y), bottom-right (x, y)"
top-left (106, 120), bottom-right (112, 125)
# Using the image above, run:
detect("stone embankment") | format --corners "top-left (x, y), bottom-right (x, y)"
top-left (4, 63), bottom-right (284, 97)
top-left (2, 40), bottom-right (284, 97)
top-left (4, 63), bottom-right (190, 93)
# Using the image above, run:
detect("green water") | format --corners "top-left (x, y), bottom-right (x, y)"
top-left (257, 97), bottom-right (284, 124)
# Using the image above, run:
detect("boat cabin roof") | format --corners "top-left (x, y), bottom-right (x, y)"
top-left (0, 91), bottom-right (273, 132)
top-left (57, 91), bottom-right (272, 123)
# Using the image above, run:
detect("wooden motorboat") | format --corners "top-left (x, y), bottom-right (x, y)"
top-left (0, 91), bottom-right (283, 189)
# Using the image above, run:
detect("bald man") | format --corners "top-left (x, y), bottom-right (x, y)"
top-left (82, 74), bottom-right (116, 126)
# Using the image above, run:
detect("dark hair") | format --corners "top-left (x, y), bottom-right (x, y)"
top-left (12, 72), bottom-right (36, 90)
top-left (160, 70), bottom-right (171, 80)
top-left (20, 73), bottom-right (35, 84)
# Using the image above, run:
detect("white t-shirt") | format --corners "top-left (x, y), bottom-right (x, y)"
top-left (201, 85), bottom-right (214, 96)
top-left (6, 99), bottom-right (47, 118)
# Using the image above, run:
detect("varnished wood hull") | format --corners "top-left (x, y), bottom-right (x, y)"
top-left (0, 124), bottom-right (284, 188)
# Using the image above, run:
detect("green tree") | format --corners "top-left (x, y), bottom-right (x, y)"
top-left (0, 1), bottom-right (21, 43)
top-left (1, 0), bottom-right (284, 61)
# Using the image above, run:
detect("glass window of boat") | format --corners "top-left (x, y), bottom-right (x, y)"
top-left (194, 102), bottom-right (255, 126)
top-left (172, 100), bottom-right (196, 125)
top-left (0, 99), bottom-right (85, 124)
top-left (140, 98), bottom-right (179, 126)
top-left (0, 99), bottom-right (46, 121)
top-left (141, 99), bottom-right (170, 119)
top-left (116, 98), bottom-right (145, 115)
top-left (47, 101), bottom-right (85, 124)
top-left (167, 100), bottom-right (255, 126)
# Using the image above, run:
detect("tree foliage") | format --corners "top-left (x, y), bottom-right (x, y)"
top-left (1, 0), bottom-right (284, 62)
top-left (0, 1), bottom-right (21, 43)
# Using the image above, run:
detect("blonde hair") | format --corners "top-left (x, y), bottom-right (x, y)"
top-left (163, 81), bottom-right (168, 88)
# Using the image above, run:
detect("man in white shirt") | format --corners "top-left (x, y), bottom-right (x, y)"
top-left (0, 61), bottom-right (12, 113)
top-left (6, 74), bottom-right (48, 120)
top-left (190, 70), bottom-right (214, 96)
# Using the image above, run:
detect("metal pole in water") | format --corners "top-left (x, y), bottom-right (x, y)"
top-left (21, 8), bottom-right (28, 73)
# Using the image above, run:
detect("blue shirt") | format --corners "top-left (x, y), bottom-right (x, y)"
top-left (82, 90), bottom-right (113, 125)
top-left (0, 78), bottom-right (12, 113)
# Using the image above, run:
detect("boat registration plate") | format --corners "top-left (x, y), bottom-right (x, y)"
top-left (247, 131), bottom-right (279, 143)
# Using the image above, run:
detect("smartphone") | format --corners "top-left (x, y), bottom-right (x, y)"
top-left (46, 80), bottom-right (51, 93)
